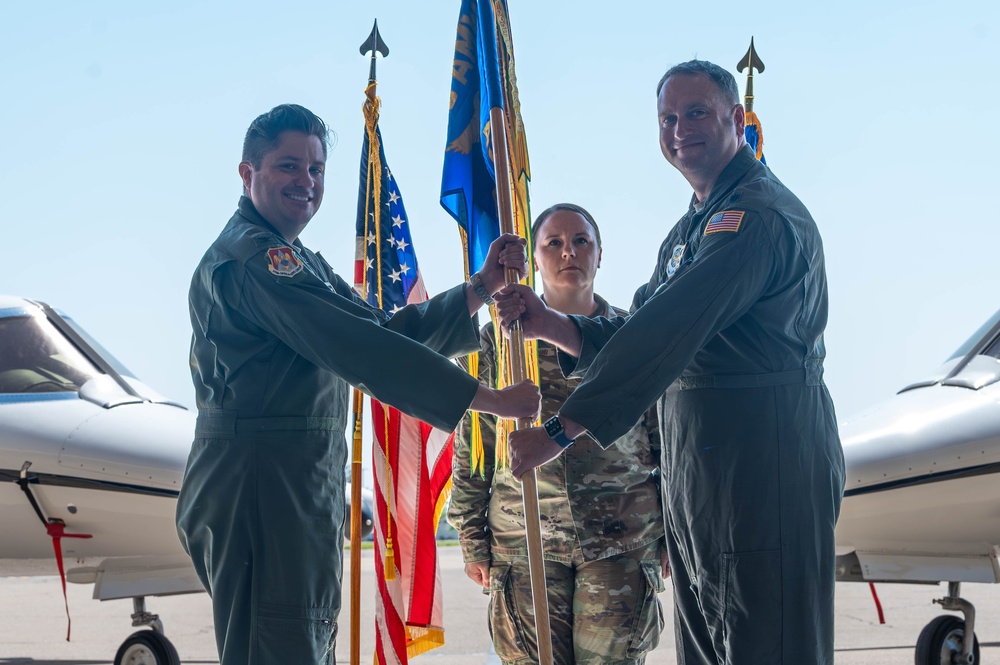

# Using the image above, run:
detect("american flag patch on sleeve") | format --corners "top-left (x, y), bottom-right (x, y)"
top-left (704, 210), bottom-right (745, 234)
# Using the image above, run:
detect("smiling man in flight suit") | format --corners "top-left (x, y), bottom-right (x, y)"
top-left (175, 104), bottom-right (540, 665)
top-left (498, 61), bottom-right (846, 664)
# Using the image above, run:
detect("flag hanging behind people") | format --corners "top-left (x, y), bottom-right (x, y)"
top-left (355, 83), bottom-right (452, 664)
top-left (440, 0), bottom-right (537, 474)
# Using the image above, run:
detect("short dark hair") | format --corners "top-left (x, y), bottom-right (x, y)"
top-left (530, 203), bottom-right (602, 248)
top-left (241, 104), bottom-right (330, 168)
top-left (655, 60), bottom-right (739, 106)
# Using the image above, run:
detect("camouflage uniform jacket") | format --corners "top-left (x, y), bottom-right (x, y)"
top-left (448, 295), bottom-right (663, 564)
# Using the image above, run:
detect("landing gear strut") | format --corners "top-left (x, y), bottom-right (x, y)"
top-left (914, 582), bottom-right (980, 665)
top-left (113, 596), bottom-right (180, 665)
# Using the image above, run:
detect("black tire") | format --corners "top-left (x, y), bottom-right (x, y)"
top-left (114, 629), bottom-right (181, 665)
top-left (914, 614), bottom-right (980, 664)
top-left (345, 499), bottom-right (375, 539)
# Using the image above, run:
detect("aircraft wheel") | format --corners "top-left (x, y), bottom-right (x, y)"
top-left (114, 629), bottom-right (181, 665)
top-left (914, 614), bottom-right (980, 664)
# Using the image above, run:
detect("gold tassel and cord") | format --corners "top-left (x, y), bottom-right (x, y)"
top-left (362, 83), bottom-right (397, 580)
top-left (745, 109), bottom-right (765, 161)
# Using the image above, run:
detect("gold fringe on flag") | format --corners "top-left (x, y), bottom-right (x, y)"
top-left (381, 406), bottom-right (396, 581)
top-left (462, 301), bottom-right (540, 475)
top-left (466, 350), bottom-right (485, 478)
top-left (398, 475), bottom-right (453, 658)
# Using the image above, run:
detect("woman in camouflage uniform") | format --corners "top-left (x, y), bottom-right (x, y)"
top-left (448, 204), bottom-right (668, 665)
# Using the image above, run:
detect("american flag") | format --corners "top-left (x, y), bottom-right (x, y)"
top-left (355, 86), bottom-right (453, 664)
top-left (704, 210), bottom-right (745, 235)
top-left (355, 165), bottom-right (418, 312)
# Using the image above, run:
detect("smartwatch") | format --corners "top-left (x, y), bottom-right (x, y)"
top-left (543, 415), bottom-right (575, 449)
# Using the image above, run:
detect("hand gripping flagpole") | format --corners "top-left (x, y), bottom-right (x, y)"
top-left (350, 20), bottom-right (389, 665)
top-left (488, 105), bottom-right (554, 665)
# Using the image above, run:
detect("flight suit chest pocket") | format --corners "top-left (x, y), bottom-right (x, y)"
top-left (720, 549), bottom-right (782, 662)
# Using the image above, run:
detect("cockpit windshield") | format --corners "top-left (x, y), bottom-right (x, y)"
top-left (0, 311), bottom-right (102, 394)
top-left (947, 307), bottom-right (1000, 363)
top-left (61, 314), bottom-right (136, 379)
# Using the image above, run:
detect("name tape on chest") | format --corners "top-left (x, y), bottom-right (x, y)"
top-left (267, 246), bottom-right (304, 277)
top-left (704, 210), bottom-right (745, 235)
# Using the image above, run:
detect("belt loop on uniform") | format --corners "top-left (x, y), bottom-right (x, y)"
top-left (195, 409), bottom-right (239, 436)
top-left (805, 362), bottom-right (824, 385)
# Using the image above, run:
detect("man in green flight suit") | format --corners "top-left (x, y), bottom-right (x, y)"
top-left (498, 61), bottom-right (845, 664)
top-left (175, 104), bottom-right (540, 665)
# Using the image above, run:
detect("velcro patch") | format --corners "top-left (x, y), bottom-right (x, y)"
top-left (666, 243), bottom-right (686, 279)
top-left (267, 246), bottom-right (304, 277)
top-left (704, 210), bottom-right (745, 235)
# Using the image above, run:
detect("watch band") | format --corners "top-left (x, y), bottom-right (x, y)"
top-left (469, 272), bottom-right (495, 306)
top-left (543, 415), bottom-right (575, 449)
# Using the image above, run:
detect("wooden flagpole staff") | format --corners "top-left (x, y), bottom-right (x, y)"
top-left (349, 20), bottom-right (390, 665)
top-left (348, 387), bottom-right (364, 665)
top-left (488, 105), bottom-right (554, 665)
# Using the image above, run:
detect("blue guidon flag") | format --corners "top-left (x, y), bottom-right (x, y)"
top-left (440, 0), bottom-right (532, 278)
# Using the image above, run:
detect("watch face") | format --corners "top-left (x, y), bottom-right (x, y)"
top-left (543, 415), bottom-right (574, 449)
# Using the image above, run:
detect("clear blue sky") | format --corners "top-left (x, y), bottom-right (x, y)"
top-left (3, 0), bottom-right (997, 420)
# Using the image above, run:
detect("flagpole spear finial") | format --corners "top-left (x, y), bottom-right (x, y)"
top-left (736, 37), bottom-right (765, 113)
top-left (359, 19), bottom-right (389, 85)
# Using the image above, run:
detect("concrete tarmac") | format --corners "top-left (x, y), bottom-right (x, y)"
top-left (1, 546), bottom-right (997, 664)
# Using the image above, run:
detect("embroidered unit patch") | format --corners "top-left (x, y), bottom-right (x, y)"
top-left (267, 246), bottom-right (304, 277)
top-left (666, 243), bottom-right (686, 279)
top-left (704, 210), bottom-right (745, 235)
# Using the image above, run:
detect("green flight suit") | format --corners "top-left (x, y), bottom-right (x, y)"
top-left (559, 147), bottom-right (846, 664)
top-left (176, 197), bottom-right (480, 665)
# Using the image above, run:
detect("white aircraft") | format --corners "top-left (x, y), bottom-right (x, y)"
top-left (0, 295), bottom-right (374, 665)
top-left (836, 306), bottom-right (1000, 665)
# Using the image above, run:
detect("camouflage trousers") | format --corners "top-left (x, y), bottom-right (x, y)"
top-left (488, 540), bottom-right (665, 665)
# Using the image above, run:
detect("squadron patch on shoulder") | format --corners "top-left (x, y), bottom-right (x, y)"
top-left (666, 243), bottom-right (686, 280)
top-left (704, 210), bottom-right (745, 235)
top-left (267, 246), bottom-right (304, 277)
